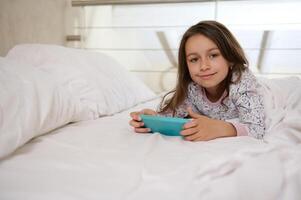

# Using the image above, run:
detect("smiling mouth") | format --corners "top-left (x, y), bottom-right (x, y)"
top-left (198, 72), bottom-right (217, 79)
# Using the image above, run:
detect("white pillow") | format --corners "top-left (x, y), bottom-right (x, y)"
top-left (6, 44), bottom-right (156, 116)
top-left (0, 57), bottom-right (90, 159)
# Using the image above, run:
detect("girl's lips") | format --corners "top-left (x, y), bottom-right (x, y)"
top-left (198, 72), bottom-right (217, 80)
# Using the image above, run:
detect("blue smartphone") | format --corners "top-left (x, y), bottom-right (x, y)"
top-left (140, 114), bottom-right (190, 136)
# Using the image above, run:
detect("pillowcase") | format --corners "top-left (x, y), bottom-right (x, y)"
top-left (0, 57), bottom-right (90, 159)
top-left (6, 44), bottom-right (156, 117)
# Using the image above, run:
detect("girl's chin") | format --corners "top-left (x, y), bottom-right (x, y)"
top-left (195, 80), bottom-right (218, 88)
top-left (200, 81), bottom-right (225, 92)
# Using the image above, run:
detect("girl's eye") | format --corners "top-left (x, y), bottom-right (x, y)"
top-left (209, 53), bottom-right (219, 59)
top-left (189, 58), bottom-right (198, 63)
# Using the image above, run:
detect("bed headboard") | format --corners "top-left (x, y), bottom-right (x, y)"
top-left (68, 0), bottom-right (301, 93)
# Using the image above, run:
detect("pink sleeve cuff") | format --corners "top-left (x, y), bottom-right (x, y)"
top-left (231, 122), bottom-right (249, 136)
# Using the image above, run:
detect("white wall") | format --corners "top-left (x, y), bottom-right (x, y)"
top-left (0, 0), bottom-right (77, 56)
top-left (77, 0), bottom-right (301, 93)
top-left (1, 0), bottom-right (300, 93)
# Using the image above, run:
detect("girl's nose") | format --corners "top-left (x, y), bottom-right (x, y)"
top-left (200, 59), bottom-right (210, 71)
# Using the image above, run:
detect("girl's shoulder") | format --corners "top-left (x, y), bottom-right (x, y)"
top-left (230, 68), bottom-right (259, 95)
top-left (232, 68), bottom-right (256, 82)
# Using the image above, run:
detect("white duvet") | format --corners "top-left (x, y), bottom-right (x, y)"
top-left (0, 77), bottom-right (301, 200)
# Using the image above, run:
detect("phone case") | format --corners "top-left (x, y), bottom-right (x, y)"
top-left (140, 114), bottom-right (189, 136)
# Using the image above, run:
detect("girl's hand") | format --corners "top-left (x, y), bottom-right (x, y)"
top-left (180, 108), bottom-right (237, 141)
top-left (129, 109), bottom-right (157, 133)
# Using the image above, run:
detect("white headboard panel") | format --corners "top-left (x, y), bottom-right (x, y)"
top-left (70, 0), bottom-right (301, 93)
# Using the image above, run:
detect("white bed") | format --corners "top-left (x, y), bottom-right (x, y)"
top-left (0, 44), bottom-right (301, 200)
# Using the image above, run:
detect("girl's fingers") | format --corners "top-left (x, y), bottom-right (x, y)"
top-left (180, 127), bottom-right (197, 136)
top-left (135, 127), bottom-right (151, 133)
top-left (129, 120), bottom-right (144, 128)
top-left (183, 120), bottom-right (197, 129)
top-left (141, 109), bottom-right (157, 115)
top-left (187, 107), bottom-right (203, 119)
top-left (129, 109), bottom-right (155, 134)
top-left (184, 133), bottom-right (203, 141)
top-left (130, 112), bottom-right (141, 121)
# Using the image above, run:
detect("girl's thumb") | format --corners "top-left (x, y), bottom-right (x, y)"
top-left (187, 107), bottom-right (200, 119)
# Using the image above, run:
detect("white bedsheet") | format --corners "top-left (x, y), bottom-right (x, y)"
top-left (0, 78), bottom-right (301, 200)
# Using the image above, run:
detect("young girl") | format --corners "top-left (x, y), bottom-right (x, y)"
top-left (129, 20), bottom-right (265, 141)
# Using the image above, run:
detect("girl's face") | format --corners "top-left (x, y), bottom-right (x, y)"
top-left (185, 34), bottom-right (230, 95)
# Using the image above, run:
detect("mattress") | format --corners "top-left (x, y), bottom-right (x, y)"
top-left (1, 96), bottom-right (301, 200)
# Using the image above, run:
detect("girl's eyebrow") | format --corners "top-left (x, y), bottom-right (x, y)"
top-left (186, 52), bottom-right (198, 57)
top-left (208, 47), bottom-right (219, 52)
top-left (186, 47), bottom-right (219, 57)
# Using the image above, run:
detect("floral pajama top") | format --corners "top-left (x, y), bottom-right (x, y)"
top-left (159, 69), bottom-right (265, 139)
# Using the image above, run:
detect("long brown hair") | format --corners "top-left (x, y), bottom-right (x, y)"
top-left (159, 20), bottom-right (248, 115)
